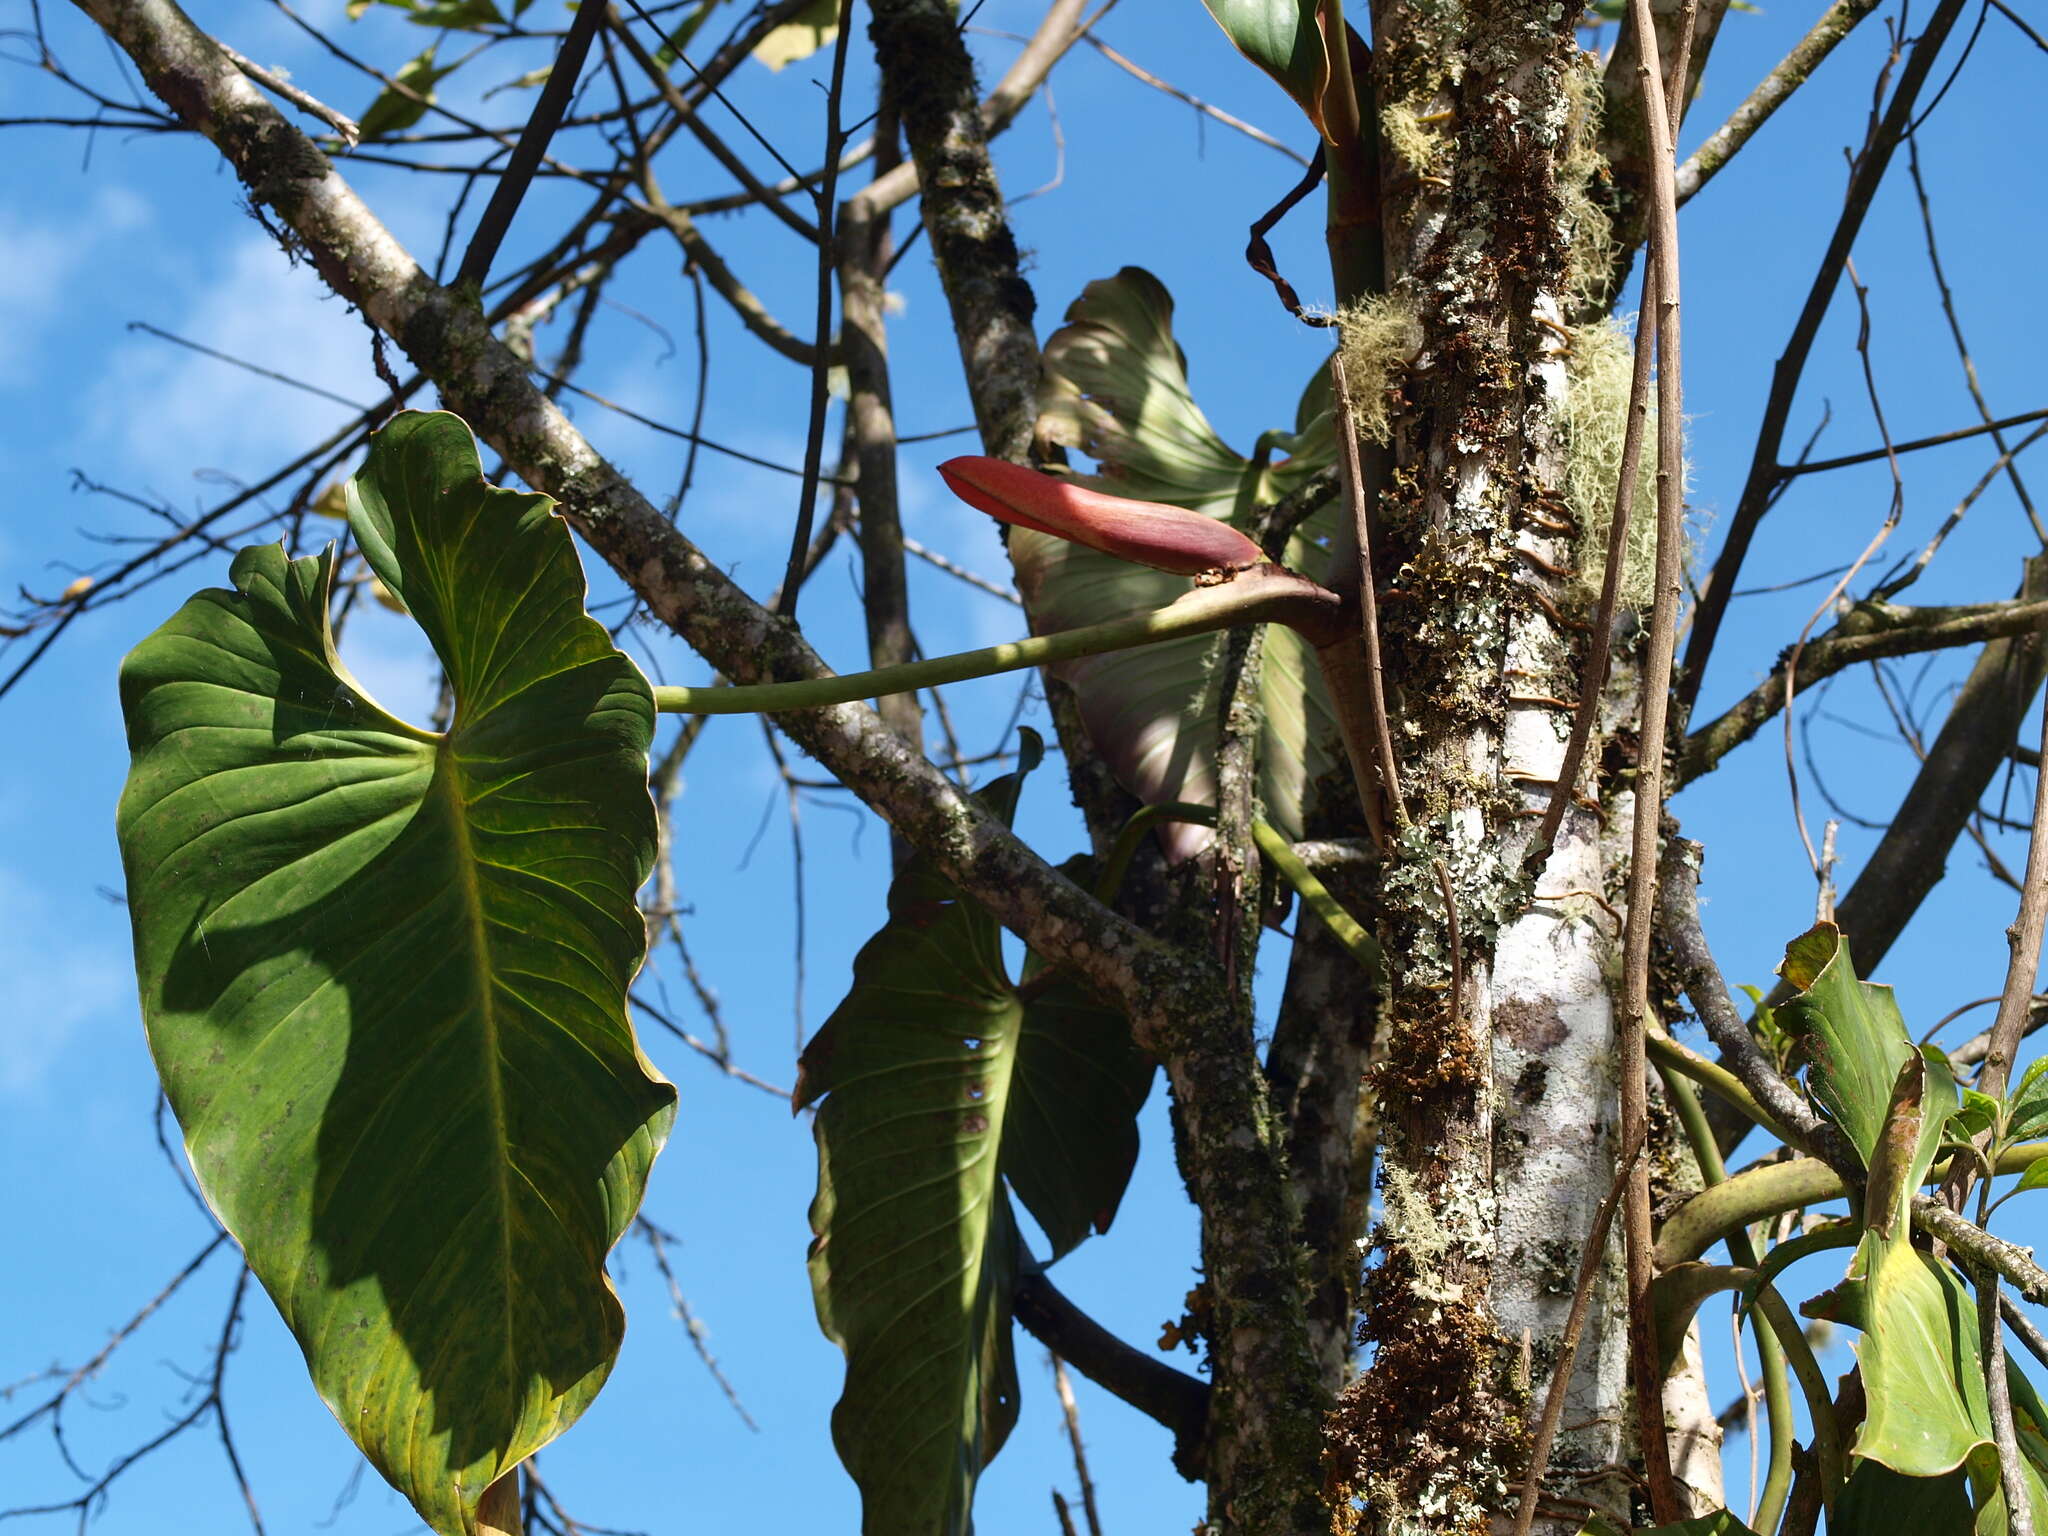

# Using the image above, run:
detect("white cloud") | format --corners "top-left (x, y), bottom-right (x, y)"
top-left (0, 867), bottom-right (129, 1098)
top-left (0, 187), bottom-right (153, 388)
top-left (87, 237), bottom-right (386, 486)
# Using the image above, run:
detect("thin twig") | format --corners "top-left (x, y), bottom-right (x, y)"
top-left (1774, 405), bottom-right (2048, 480)
top-left (900, 534), bottom-right (1022, 603)
top-left (1077, 31), bottom-right (1306, 165)
top-left (1874, 421), bottom-right (2048, 600)
top-left (1778, 258), bottom-right (1906, 881)
top-left (2003, 1293), bottom-right (2048, 1373)
top-left (1946, 684), bottom-right (2048, 1212)
top-left (635, 1218), bottom-right (759, 1429)
top-left (1328, 357), bottom-right (1403, 834)
top-left (1527, 269), bottom-right (1654, 868)
top-left (219, 43), bottom-right (358, 145)
top-left (1979, 1173), bottom-right (2039, 1536)
top-left (0, 1234), bottom-right (229, 1446)
top-left (456, 0), bottom-right (607, 290)
top-left (1511, 1126), bottom-right (1647, 1536)
top-left (1906, 136), bottom-right (2045, 544)
top-left (1677, 594), bottom-right (2048, 785)
top-left (1679, 0), bottom-right (1974, 712)
top-left (1673, 0), bottom-right (1880, 204)
top-left (780, 0), bottom-right (856, 618)
top-left (1050, 1356), bottom-right (1103, 1536)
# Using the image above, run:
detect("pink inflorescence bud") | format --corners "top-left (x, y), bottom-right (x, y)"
top-left (938, 456), bottom-right (1263, 577)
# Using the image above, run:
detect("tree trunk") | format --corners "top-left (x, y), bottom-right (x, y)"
top-left (1325, 6), bottom-right (1650, 1530)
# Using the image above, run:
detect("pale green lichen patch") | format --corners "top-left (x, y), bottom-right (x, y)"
top-left (1382, 97), bottom-right (1450, 177)
top-left (1559, 316), bottom-right (1654, 609)
top-left (1557, 316), bottom-right (1698, 612)
top-left (1557, 49), bottom-right (1614, 310)
top-left (1337, 295), bottom-right (1425, 446)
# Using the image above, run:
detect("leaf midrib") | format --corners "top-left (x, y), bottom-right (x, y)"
top-left (436, 737), bottom-right (520, 1403)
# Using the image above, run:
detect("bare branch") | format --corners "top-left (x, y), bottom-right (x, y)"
top-left (839, 110), bottom-right (924, 761)
top-left (1679, 596), bottom-right (2048, 784)
top-left (1774, 405), bottom-right (2048, 481)
top-left (1615, 5), bottom-right (1691, 1514)
top-left (1679, 0), bottom-right (1974, 712)
top-left (1011, 1269), bottom-right (1209, 1478)
top-left (1913, 1197), bottom-right (2048, 1303)
top-left (218, 42), bottom-right (357, 145)
top-left (1673, 0), bottom-right (1881, 205)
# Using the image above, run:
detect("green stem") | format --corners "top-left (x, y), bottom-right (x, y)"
top-left (1091, 806), bottom-right (1385, 979)
top-left (652, 568), bottom-right (1343, 715)
top-left (1750, 1287), bottom-right (1842, 1523)
top-left (1656, 1139), bottom-right (2048, 1268)
top-left (1096, 802), bottom-right (1216, 905)
top-left (1251, 818), bottom-right (1384, 978)
top-left (1660, 1065), bottom-right (1798, 1531)
top-left (1645, 1027), bottom-right (1796, 1145)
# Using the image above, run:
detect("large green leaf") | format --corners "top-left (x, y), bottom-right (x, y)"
top-left (1803, 1233), bottom-right (2048, 1532)
top-left (799, 746), bottom-right (1150, 1534)
top-left (1777, 923), bottom-right (1919, 1166)
top-left (1006, 901), bottom-right (1154, 1260)
top-left (1197, 0), bottom-right (1336, 138)
top-left (1836, 1460), bottom-right (1975, 1536)
top-left (116, 411), bottom-right (675, 1536)
top-left (1856, 1238), bottom-right (1995, 1478)
top-left (1026, 266), bottom-right (1339, 861)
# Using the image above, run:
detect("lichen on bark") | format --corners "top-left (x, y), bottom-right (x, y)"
top-left (1324, 4), bottom-right (1640, 1531)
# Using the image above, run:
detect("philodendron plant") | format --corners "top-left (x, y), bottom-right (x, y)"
top-left (110, 379), bottom-right (2048, 1536)
top-left (113, 408), bottom-right (1378, 1535)
top-left (1644, 924), bottom-right (2048, 1536)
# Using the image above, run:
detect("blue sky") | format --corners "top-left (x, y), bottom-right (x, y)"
top-left (3, 1), bottom-right (2046, 1531)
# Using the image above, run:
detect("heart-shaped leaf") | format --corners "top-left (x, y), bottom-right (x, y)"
top-left (799, 742), bottom-right (1150, 1533)
top-left (1777, 923), bottom-right (1919, 1167)
top-left (116, 410), bottom-right (675, 1536)
top-left (1026, 266), bottom-right (1339, 861)
top-left (1006, 888), bottom-right (1154, 1261)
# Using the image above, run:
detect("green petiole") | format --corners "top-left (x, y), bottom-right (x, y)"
top-left (651, 567), bottom-right (1344, 716)
top-left (1251, 819), bottom-right (1384, 980)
